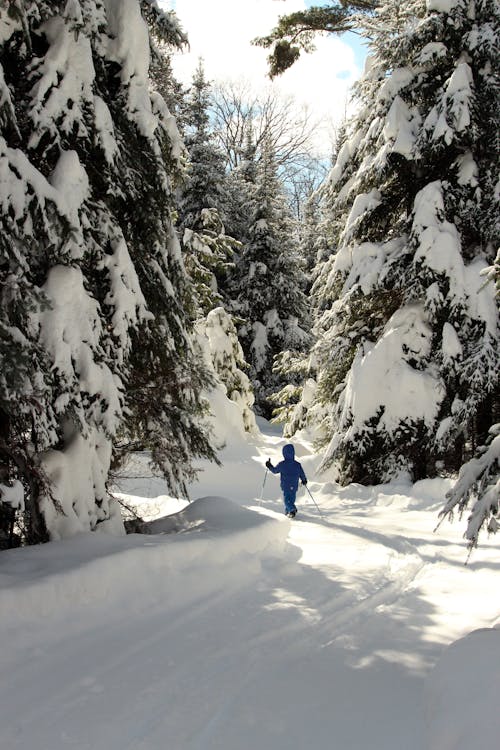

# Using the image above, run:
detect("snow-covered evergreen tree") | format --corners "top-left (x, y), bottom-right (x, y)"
top-left (220, 123), bottom-right (258, 248)
top-left (179, 61), bottom-right (226, 224)
top-left (270, 168), bottom-right (335, 437)
top-left (181, 208), bottom-right (237, 317)
top-left (300, 189), bottom-right (331, 278)
top-left (438, 252), bottom-right (499, 551)
top-left (178, 61), bottom-right (237, 317)
top-left (173, 61), bottom-right (257, 435)
top-left (231, 139), bottom-right (311, 415)
top-left (439, 423), bottom-right (499, 554)
top-left (309, 0), bottom-right (499, 484)
top-left (195, 307), bottom-right (257, 441)
top-left (0, 0), bottom-right (215, 541)
top-left (149, 44), bottom-right (184, 122)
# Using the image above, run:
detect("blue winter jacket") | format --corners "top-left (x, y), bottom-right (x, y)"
top-left (268, 444), bottom-right (307, 491)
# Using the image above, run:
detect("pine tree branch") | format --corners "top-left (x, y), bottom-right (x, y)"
top-left (253, 2), bottom-right (376, 77)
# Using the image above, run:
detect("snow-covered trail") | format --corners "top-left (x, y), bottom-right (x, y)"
top-left (1, 425), bottom-right (498, 750)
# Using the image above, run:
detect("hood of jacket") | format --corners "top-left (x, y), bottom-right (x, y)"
top-left (282, 444), bottom-right (295, 461)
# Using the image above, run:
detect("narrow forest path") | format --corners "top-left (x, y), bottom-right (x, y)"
top-left (1, 424), bottom-right (498, 750)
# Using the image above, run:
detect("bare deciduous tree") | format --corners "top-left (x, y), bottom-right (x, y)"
top-left (211, 80), bottom-right (328, 217)
top-left (212, 81), bottom-right (314, 172)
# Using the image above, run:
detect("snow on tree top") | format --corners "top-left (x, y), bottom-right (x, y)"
top-left (426, 0), bottom-right (459, 12)
top-left (104, 0), bottom-right (158, 140)
top-left (29, 14), bottom-right (95, 149)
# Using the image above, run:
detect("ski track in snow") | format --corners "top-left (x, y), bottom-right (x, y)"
top-left (319, 558), bottom-right (425, 644)
top-left (1, 427), bottom-right (499, 750)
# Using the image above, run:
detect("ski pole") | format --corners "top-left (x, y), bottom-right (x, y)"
top-left (259, 468), bottom-right (268, 506)
top-left (304, 484), bottom-right (324, 520)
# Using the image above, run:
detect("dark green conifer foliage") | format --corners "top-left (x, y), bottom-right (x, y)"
top-left (178, 61), bottom-right (238, 317)
top-left (309, 0), bottom-right (499, 484)
top-left (0, 0), bottom-right (216, 540)
top-left (219, 124), bottom-right (259, 253)
top-left (231, 140), bottom-right (311, 415)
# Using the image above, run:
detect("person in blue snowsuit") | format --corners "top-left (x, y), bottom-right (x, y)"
top-left (266, 444), bottom-right (307, 518)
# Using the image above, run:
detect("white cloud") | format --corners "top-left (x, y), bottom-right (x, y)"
top-left (159, 0), bottom-right (362, 154)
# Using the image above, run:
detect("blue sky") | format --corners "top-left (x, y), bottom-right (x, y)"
top-left (342, 30), bottom-right (368, 69)
top-left (302, 0), bottom-right (368, 68)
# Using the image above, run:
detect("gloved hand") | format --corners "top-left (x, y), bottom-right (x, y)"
top-left (302, 479), bottom-right (307, 486)
top-left (265, 459), bottom-right (273, 470)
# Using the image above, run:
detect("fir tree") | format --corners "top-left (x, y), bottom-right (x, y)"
top-left (149, 47), bottom-right (185, 122)
top-left (174, 62), bottom-right (256, 434)
top-left (195, 307), bottom-right (257, 437)
top-left (178, 61), bottom-right (237, 316)
top-left (438, 423), bottom-right (499, 556)
top-left (309, 0), bottom-right (499, 484)
top-left (438, 252), bottom-right (499, 551)
top-left (300, 188), bottom-right (331, 279)
top-left (179, 61), bottom-right (226, 223)
top-left (0, 0), bottom-right (215, 541)
top-left (270, 159), bottom-right (336, 436)
top-left (231, 140), bottom-right (311, 415)
top-left (220, 123), bottom-right (258, 249)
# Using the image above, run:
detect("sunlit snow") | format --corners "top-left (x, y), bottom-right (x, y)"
top-left (1, 422), bottom-right (498, 750)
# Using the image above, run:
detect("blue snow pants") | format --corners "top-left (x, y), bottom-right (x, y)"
top-left (283, 487), bottom-right (297, 514)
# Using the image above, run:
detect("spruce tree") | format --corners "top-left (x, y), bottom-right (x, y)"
top-left (195, 307), bottom-right (258, 437)
top-left (178, 61), bottom-right (237, 316)
top-left (439, 423), bottom-right (499, 555)
top-left (175, 62), bottom-right (257, 436)
top-left (231, 140), bottom-right (311, 415)
top-left (310, 0), bottom-right (499, 484)
top-left (438, 253), bottom-right (499, 551)
top-left (0, 0), bottom-right (215, 541)
top-left (220, 123), bottom-right (258, 250)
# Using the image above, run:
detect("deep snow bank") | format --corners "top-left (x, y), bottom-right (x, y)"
top-left (147, 495), bottom-right (273, 534)
top-left (426, 627), bottom-right (500, 750)
top-left (0, 497), bottom-right (289, 627)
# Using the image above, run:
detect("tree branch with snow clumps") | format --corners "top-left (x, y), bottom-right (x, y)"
top-left (439, 425), bottom-right (500, 556)
top-left (0, 0), bottom-right (217, 542)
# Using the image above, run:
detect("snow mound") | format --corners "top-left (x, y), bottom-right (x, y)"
top-left (410, 477), bottom-right (453, 510)
top-left (0, 499), bottom-right (288, 627)
top-left (327, 477), bottom-right (449, 512)
top-left (426, 628), bottom-right (500, 750)
top-left (147, 495), bottom-right (274, 534)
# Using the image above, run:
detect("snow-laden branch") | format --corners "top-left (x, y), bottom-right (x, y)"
top-left (439, 425), bottom-right (500, 553)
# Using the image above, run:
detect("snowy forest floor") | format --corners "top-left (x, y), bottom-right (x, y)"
top-left (1, 421), bottom-right (499, 750)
